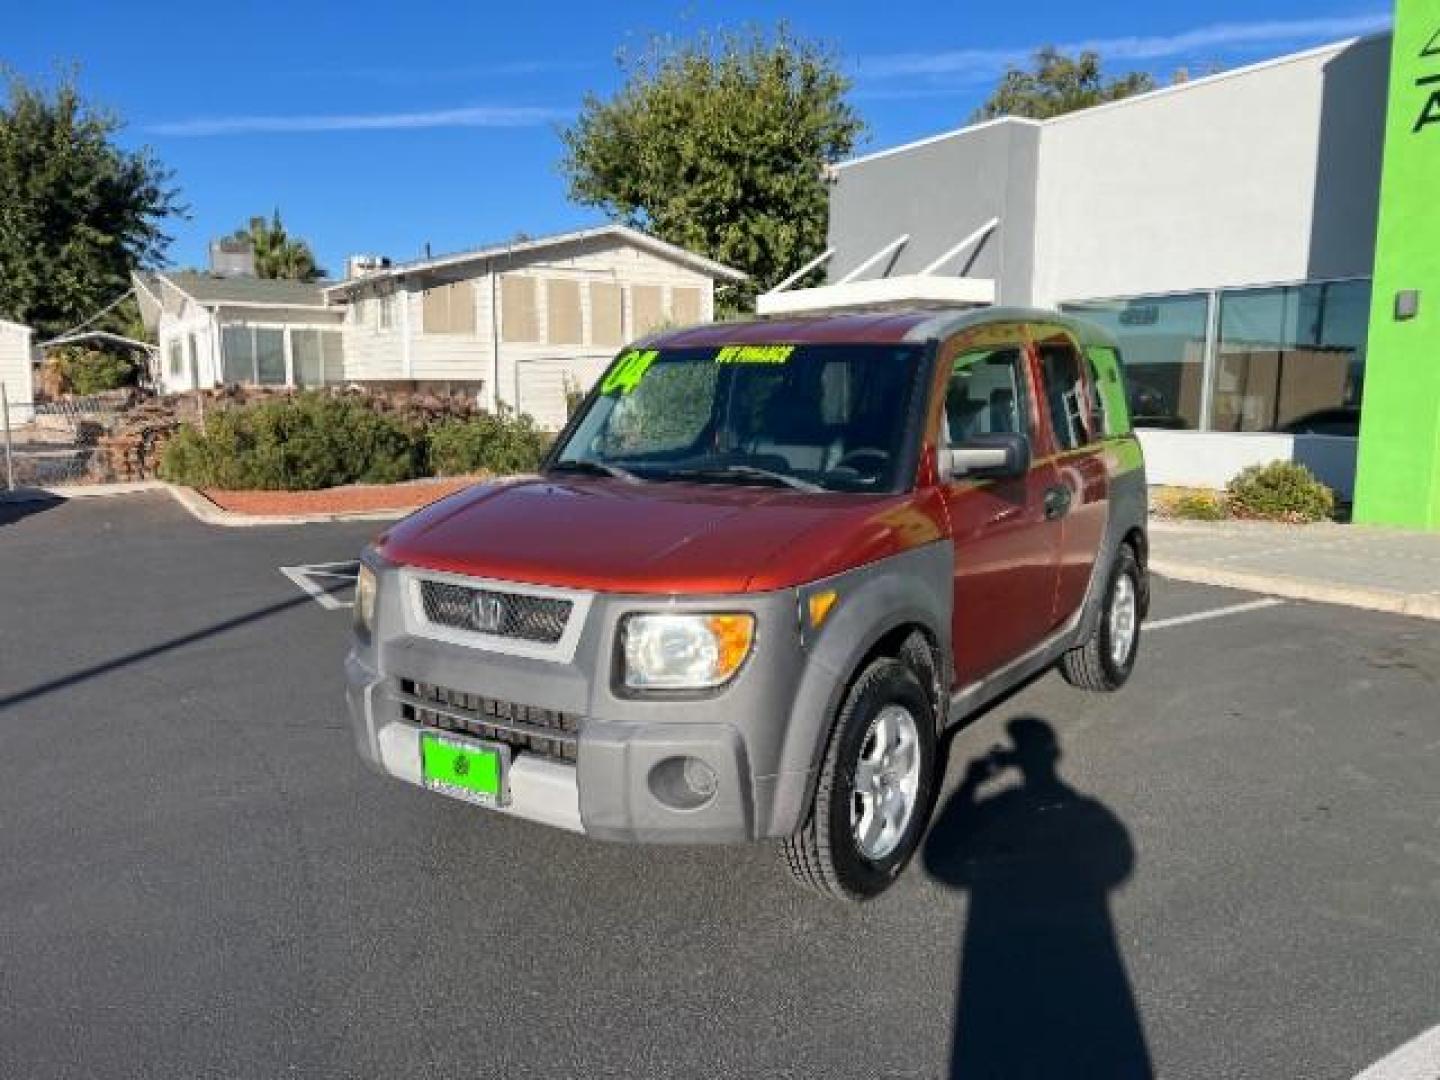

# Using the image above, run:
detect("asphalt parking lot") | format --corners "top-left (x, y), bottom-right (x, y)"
top-left (2, 492), bottom-right (1438, 1079)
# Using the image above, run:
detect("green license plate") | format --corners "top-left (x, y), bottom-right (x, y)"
top-left (419, 732), bottom-right (509, 808)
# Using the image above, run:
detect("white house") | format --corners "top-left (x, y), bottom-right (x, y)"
top-left (325, 224), bottom-right (745, 429)
top-left (133, 272), bottom-right (345, 394)
top-left (0, 318), bottom-right (35, 425)
top-left (135, 224), bottom-right (745, 431)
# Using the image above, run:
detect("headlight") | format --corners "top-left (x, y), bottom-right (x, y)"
top-left (354, 564), bottom-right (378, 638)
top-left (621, 613), bottom-right (755, 690)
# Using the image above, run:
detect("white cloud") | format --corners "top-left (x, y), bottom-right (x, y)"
top-left (144, 104), bottom-right (568, 137)
top-left (859, 13), bottom-right (1393, 80)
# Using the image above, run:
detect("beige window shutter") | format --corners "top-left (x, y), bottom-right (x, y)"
top-left (422, 285), bottom-right (449, 334)
top-left (546, 279), bottom-right (583, 344)
top-left (631, 284), bottom-right (664, 337)
top-left (501, 275), bottom-right (539, 343)
top-left (671, 286), bottom-right (701, 325)
top-left (590, 281), bottom-right (623, 346)
top-left (449, 281), bottom-right (476, 335)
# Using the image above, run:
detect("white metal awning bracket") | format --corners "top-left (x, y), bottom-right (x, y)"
top-left (837, 234), bottom-right (910, 285)
top-left (766, 247), bottom-right (835, 295)
top-left (920, 217), bottom-right (1000, 276)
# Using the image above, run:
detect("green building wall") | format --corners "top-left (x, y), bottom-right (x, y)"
top-left (1353, 0), bottom-right (1440, 529)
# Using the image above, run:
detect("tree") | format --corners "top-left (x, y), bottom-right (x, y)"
top-left (972, 48), bottom-right (1155, 122)
top-left (230, 210), bottom-right (324, 281)
top-left (0, 71), bottom-right (183, 339)
top-left (561, 26), bottom-right (864, 314)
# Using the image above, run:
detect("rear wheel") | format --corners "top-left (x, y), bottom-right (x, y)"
top-left (1059, 545), bottom-right (1142, 691)
top-left (782, 658), bottom-right (937, 901)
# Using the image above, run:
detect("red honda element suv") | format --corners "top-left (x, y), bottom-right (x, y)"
top-left (347, 308), bottom-right (1149, 900)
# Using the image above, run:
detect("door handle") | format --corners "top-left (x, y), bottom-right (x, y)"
top-left (1043, 484), bottom-right (1072, 520)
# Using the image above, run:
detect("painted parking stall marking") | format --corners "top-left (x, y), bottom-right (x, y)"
top-left (1147, 597), bottom-right (1285, 631)
top-left (280, 560), bottom-right (360, 610)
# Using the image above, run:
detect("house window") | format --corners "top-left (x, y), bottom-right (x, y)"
top-left (1211, 281), bottom-right (1369, 434)
top-left (591, 281), bottom-right (623, 347)
top-left (671, 286), bottom-right (702, 326)
top-left (167, 339), bottom-right (184, 378)
top-left (631, 284), bottom-right (665, 337)
top-left (220, 325), bottom-right (288, 385)
top-left (546, 279), bottom-right (583, 345)
top-left (422, 281), bottom-right (476, 335)
top-left (500, 275), bottom-right (538, 343)
top-left (292, 329), bottom-right (344, 387)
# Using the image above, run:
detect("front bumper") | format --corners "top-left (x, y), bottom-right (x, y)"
top-left (344, 558), bottom-right (828, 844)
top-left (346, 651), bottom-right (763, 842)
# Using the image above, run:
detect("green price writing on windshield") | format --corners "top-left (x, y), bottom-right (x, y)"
top-left (601, 349), bottom-right (659, 395)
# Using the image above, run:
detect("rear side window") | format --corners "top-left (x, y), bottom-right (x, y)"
top-left (1085, 345), bottom-right (1132, 437)
top-left (1036, 338), bottom-right (1093, 450)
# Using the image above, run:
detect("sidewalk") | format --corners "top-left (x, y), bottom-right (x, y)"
top-left (1150, 519), bottom-right (1440, 621)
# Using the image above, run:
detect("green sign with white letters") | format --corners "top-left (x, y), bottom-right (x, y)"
top-left (1353, 0), bottom-right (1440, 529)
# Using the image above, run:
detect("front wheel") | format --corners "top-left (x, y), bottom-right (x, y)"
top-left (1059, 545), bottom-right (1143, 691)
top-left (782, 658), bottom-right (937, 901)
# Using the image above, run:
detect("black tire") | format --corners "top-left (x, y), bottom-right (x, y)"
top-left (782, 657), bottom-right (937, 901)
top-left (1059, 544), bottom-right (1143, 691)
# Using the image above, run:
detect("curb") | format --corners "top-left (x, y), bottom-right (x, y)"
top-left (1150, 557), bottom-right (1440, 622)
top-left (163, 484), bottom-right (411, 528)
top-left (1, 481), bottom-right (166, 503)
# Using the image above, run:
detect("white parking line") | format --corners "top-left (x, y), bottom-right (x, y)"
top-left (1353, 1022), bottom-right (1440, 1080)
top-left (1147, 597), bottom-right (1284, 631)
top-left (280, 561), bottom-right (360, 611)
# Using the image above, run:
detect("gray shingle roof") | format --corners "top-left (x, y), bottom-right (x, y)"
top-left (162, 272), bottom-right (329, 307)
top-left (324, 224), bottom-right (747, 294)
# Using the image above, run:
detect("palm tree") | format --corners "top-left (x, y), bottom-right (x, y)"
top-left (232, 210), bottom-right (324, 281)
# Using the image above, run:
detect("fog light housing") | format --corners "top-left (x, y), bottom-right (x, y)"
top-left (648, 756), bottom-right (719, 810)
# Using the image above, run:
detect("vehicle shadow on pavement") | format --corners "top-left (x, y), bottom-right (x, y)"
top-left (924, 715), bottom-right (1153, 1079)
top-left (0, 494), bottom-right (62, 527)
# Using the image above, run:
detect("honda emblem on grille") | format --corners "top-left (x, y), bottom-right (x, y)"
top-left (472, 593), bottom-right (506, 634)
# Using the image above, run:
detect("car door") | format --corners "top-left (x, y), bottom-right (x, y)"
top-left (936, 324), bottom-right (1065, 686)
top-left (1032, 323), bottom-right (1110, 624)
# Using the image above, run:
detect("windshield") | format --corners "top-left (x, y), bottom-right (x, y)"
top-left (552, 343), bottom-right (925, 493)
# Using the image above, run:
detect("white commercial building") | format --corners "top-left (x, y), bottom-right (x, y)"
top-left (765, 35), bottom-right (1390, 498)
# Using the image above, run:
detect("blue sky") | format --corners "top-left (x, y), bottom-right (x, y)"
top-left (8, 1), bottom-right (1392, 277)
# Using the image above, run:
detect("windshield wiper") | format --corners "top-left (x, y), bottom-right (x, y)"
top-left (546, 459), bottom-right (643, 484)
top-left (662, 465), bottom-right (823, 493)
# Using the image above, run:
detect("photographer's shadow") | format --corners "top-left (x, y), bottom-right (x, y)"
top-left (924, 716), bottom-right (1152, 1079)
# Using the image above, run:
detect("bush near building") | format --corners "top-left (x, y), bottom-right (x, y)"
top-left (429, 411), bottom-right (549, 477)
top-left (45, 346), bottom-right (140, 395)
top-left (1225, 461), bottom-right (1336, 523)
top-left (157, 390), bottom-right (549, 491)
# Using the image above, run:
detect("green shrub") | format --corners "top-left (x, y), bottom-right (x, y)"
top-left (159, 392), bottom-right (425, 490)
top-left (50, 347), bottom-right (138, 395)
top-left (429, 411), bottom-right (550, 477)
top-left (1225, 461), bottom-right (1335, 523)
top-left (1171, 490), bottom-right (1228, 521)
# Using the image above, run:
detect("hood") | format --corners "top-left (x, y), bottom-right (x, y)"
top-left (377, 476), bottom-right (945, 595)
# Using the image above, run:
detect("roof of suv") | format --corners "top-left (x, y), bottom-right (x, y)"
top-left (647, 307), bottom-right (1119, 350)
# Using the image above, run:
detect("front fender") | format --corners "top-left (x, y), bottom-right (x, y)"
top-left (764, 542), bottom-right (954, 836)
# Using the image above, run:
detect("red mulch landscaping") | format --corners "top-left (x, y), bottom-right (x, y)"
top-left (200, 477), bottom-right (481, 517)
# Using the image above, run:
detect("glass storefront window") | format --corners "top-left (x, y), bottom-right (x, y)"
top-left (1061, 294), bottom-right (1209, 430)
top-left (1211, 281), bottom-right (1369, 435)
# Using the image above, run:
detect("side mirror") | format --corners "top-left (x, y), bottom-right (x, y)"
top-left (950, 433), bottom-right (1030, 479)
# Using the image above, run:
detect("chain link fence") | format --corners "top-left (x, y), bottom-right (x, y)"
top-left (2, 386), bottom-right (125, 489)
